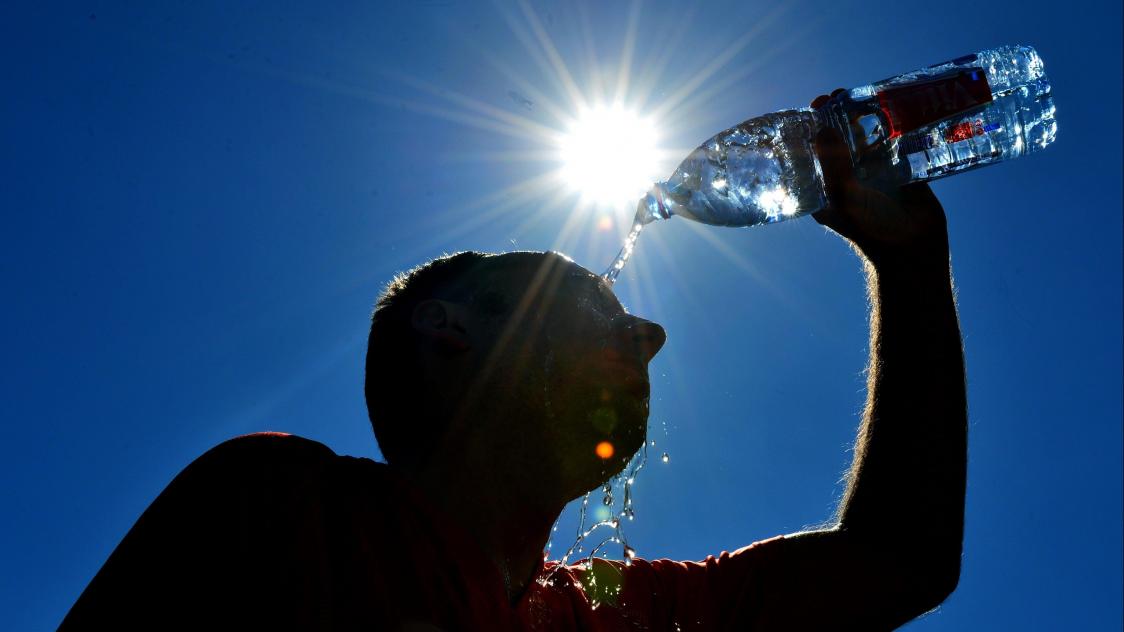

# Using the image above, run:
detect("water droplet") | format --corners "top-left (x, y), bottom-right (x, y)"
top-left (661, 452), bottom-right (670, 463)
top-left (624, 545), bottom-right (636, 560)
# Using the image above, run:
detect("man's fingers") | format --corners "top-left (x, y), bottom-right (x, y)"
top-left (810, 89), bottom-right (848, 109)
top-left (810, 89), bottom-right (861, 235)
top-left (814, 128), bottom-right (855, 204)
top-left (811, 89), bottom-right (849, 109)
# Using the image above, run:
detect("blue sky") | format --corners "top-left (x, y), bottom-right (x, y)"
top-left (2, 1), bottom-right (1120, 629)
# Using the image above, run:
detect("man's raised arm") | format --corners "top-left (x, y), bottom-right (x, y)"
top-left (744, 113), bottom-right (967, 630)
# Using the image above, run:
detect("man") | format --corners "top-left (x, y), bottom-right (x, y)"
top-left (60, 96), bottom-right (966, 630)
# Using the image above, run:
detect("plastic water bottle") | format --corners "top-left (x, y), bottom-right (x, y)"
top-left (635, 44), bottom-right (1057, 228)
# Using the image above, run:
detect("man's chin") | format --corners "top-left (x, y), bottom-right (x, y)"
top-left (596, 453), bottom-right (633, 483)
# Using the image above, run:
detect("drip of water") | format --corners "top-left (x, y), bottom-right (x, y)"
top-left (658, 420), bottom-right (671, 464)
top-left (623, 545), bottom-right (636, 567)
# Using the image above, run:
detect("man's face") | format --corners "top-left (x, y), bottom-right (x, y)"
top-left (462, 253), bottom-right (665, 496)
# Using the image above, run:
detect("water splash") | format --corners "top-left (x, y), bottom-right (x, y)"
top-left (540, 440), bottom-right (649, 585)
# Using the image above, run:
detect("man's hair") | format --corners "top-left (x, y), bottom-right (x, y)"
top-left (365, 251), bottom-right (491, 468)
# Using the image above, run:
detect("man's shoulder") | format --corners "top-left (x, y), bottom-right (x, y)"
top-left (203, 431), bottom-right (337, 463)
top-left (183, 432), bottom-right (385, 490)
top-left (59, 434), bottom-right (391, 629)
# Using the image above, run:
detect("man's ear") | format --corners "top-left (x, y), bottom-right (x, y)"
top-left (412, 299), bottom-right (471, 353)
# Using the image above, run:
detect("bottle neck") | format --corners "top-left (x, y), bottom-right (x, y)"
top-left (635, 184), bottom-right (673, 226)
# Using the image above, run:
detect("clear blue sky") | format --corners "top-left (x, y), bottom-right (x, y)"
top-left (2, 1), bottom-right (1120, 629)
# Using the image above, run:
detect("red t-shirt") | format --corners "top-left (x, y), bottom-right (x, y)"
top-left (61, 433), bottom-right (787, 631)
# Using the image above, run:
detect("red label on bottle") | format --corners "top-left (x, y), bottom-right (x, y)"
top-left (943, 119), bottom-right (1001, 144)
top-left (876, 69), bottom-right (992, 139)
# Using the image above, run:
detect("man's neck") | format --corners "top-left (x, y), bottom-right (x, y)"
top-left (407, 463), bottom-right (565, 605)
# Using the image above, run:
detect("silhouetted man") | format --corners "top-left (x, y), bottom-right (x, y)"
top-left (61, 100), bottom-right (967, 630)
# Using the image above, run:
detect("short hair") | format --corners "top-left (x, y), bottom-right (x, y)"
top-left (364, 251), bottom-right (492, 468)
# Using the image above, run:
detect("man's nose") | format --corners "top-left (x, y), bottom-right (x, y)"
top-left (614, 315), bottom-right (666, 363)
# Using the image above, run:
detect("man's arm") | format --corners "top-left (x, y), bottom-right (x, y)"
top-left (835, 245), bottom-right (966, 585)
top-left (744, 112), bottom-right (967, 629)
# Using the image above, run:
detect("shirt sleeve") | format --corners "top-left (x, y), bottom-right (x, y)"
top-left (58, 433), bottom-right (337, 630)
top-left (583, 535), bottom-right (788, 631)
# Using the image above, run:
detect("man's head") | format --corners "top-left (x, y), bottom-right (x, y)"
top-left (365, 251), bottom-right (665, 501)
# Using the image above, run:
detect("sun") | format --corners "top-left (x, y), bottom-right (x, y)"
top-left (558, 105), bottom-right (660, 208)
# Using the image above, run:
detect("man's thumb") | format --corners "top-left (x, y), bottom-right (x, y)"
top-left (814, 127), bottom-right (856, 203)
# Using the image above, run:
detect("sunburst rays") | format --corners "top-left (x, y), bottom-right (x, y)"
top-left (341, 1), bottom-right (818, 399)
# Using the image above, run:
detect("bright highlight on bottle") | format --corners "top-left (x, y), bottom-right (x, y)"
top-left (559, 105), bottom-right (659, 208)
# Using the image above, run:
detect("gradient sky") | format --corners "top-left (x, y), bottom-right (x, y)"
top-left (3, 2), bottom-right (1121, 630)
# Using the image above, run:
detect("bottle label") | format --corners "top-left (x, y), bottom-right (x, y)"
top-left (903, 116), bottom-right (1004, 179)
top-left (877, 69), bottom-right (992, 138)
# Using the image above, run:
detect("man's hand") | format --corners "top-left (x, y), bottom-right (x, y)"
top-left (810, 90), bottom-right (950, 268)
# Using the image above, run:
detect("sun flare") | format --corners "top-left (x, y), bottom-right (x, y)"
top-left (558, 105), bottom-right (660, 208)
top-left (370, 0), bottom-right (775, 300)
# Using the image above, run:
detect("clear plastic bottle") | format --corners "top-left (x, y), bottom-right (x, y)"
top-left (635, 44), bottom-right (1058, 228)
